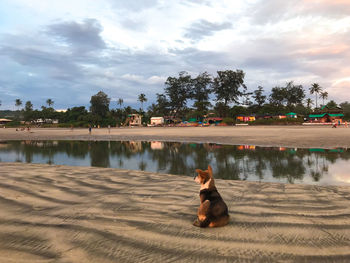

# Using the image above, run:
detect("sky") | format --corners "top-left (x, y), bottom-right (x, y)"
top-left (0, 0), bottom-right (350, 110)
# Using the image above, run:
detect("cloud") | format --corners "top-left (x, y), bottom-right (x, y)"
top-left (249, 0), bottom-right (350, 24)
top-left (1, 0), bottom-right (350, 109)
top-left (109, 0), bottom-right (159, 12)
top-left (183, 19), bottom-right (232, 41)
top-left (121, 74), bottom-right (166, 85)
top-left (47, 19), bottom-right (106, 53)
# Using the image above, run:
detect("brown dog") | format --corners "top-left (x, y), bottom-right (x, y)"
top-left (193, 165), bottom-right (229, 227)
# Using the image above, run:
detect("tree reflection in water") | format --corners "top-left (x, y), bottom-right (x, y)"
top-left (0, 140), bottom-right (349, 184)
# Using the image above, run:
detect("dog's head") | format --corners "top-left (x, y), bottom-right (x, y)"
top-left (194, 165), bottom-right (215, 189)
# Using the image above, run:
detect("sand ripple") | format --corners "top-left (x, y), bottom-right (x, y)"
top-left (1, 163), bottom-right (350, 262)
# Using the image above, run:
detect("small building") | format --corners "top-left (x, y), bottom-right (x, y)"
top-left (286, 112), bottom-right (297, 118)
top-left (308, 113), bottom-right (344, 123)
top-left (236, 115), bottom-right (255, 122)
top-left (150, 117), bottom-right (164, 126)
top-left (0, 118), bottom-right (12, 126)
top-left (274, 114), bottom-right (286, 119)
top-left (308, 105), bottom-right (344, 123)
top-left (125, 114), bottom-right (142, 126)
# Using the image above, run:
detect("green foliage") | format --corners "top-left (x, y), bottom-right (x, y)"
top-left (253, 86), bottom-right (266, 106)
top-left (340, 101), bottom-right (350, 120)
top-left (212, 69), bottom-right (246, 106)
top-left (214, 102), bottom-right (230, 117)
top-left (189, 72), bottom-right (212, 115)
top-left (222, 117), bottom-right (235, 125)
top-left (3, 120), bottom-right (23, 127)
top-left (147, 93), bottom-right (169, 117)
top-left (230, 105), bottom-right (248, 117)
top-left (309, 83), bottom-right (322, 109)
top-left (269, 81), bottom-right (305, 107)
top-left (90, 91), bottom-right (110, 117)
top-left (138, 93), bottom-right (147, 111)
top-left (46, 99), bottom-right (54, 107)
top-left (326, 100), bottom-right (338, 108)
top-left (165, 71), bottom-right (192, 118)
top-left (15, 99), bottom-right (22, 110)
top-left (63, 106), bottom-right (88, 122)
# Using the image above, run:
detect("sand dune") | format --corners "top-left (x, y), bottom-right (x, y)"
top-left (1, 163), bottom-right (350, 262)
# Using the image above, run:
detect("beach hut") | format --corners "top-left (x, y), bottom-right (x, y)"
top-left (236, 115), bottom-right (256, 122)
top-left (0, 118), bottom-right (12, 126)
top-left (286, 112), bottom-right (297, 118)
top-left (150, 117), bottom-right (164, 126)
top-left (308, 105), bottom-right (344, 123)
top-left (125, 114), bottom-right (142, 126)
top-left (274, 114), bottom-right (287, 119)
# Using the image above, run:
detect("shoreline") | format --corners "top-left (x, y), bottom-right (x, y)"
top-left (1, 162), bottom-right (350, 262)
top-left (1, 126), bottom-right (350, 149)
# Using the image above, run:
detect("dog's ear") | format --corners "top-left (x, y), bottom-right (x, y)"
top-left (207, 165), bottom-right (213, 178)
top-left (195, 169), bottom-right (202, 174)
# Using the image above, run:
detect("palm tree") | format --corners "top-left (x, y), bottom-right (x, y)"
top-left (15, 99), bottom-right (22, 111)
top-left (46, 99), bottom-right (54, 108)
top-left (0, 100), bottom-right (2, 109)
top-left (320, 91), bottom-right (328, 107)
top-left (309, 83), bottom-right (322, 110)
top-left (138, 93), bottom-right (147, 112)
top-left (118, 98), bottom-right (124, 109)
top-left (306, 98), bottom-right (313, 110)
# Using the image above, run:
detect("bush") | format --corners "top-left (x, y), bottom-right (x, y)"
top-left (222, 117), bottom-right (235, 125)
top-left (2, 121), bottom-right (23, 127)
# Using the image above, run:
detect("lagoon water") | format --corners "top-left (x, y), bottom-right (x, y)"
top-left (0, 140), bottom-right (349, 186)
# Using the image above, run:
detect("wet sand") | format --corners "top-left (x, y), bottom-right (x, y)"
top-left (0, 125), bottom-right (350, 148)
top-left (1, 163), bottom-right (350, 262)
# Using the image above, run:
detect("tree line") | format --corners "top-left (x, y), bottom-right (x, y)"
top-left (1, 69), bottom-right (350, 126)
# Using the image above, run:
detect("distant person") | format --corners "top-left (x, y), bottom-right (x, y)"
top-left (338, 120), bottom-right (341, 127)
top-left (345, 121), bottom-right (348, 128)
top-left (70, 124), bottom-right (74, 131)
top-left (88, 125), bottom-right (92, 134)
top-left (108, 125), bottom-right (111, 134)
top-left (332, 122), bottom-right (337, 128)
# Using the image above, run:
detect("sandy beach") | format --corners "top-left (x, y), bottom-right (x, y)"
top-left (1, 126), bottom-right (350, 262)
top-left (0, 163), bottom-right (350, 262)
top-left (0, 125), bottom-right (350, 148)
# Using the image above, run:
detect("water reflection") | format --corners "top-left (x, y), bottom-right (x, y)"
top-left (0, 140), bottom-right (349, 186)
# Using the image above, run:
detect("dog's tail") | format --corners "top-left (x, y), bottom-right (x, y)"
top-left (209, 214), bottom-right (230, 228)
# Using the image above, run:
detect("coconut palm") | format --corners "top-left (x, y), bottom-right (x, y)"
top-left (138, 93), bottom-right (147, 112)
top-left (309, 83), bottom-right (322, 109)
top-left (305, 98), bottom-right (313, 110)
top-left (118, 98), bottom-right (124, 109)
top-left (320, 91), bottom-right (328, 107)
top-left (46, 99), bottom-right (54, 108)
top-left (15, 99), bottom-right (22, 111)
